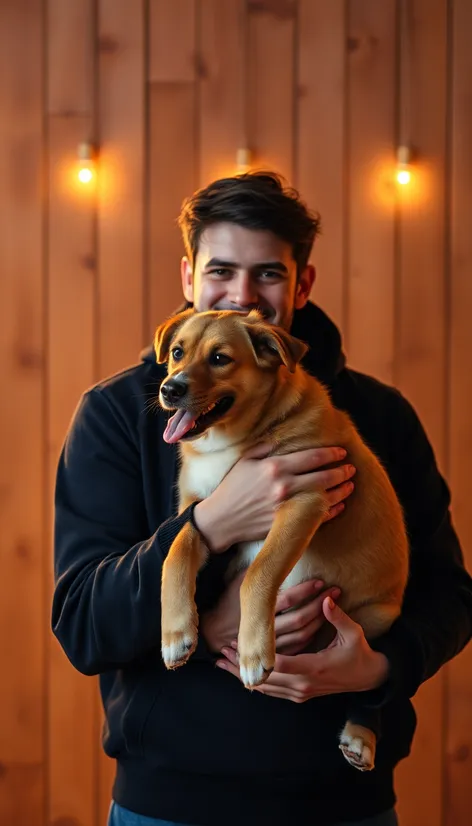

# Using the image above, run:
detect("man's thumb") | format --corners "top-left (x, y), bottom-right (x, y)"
top-left (322, 596), bottom-right (360, 642)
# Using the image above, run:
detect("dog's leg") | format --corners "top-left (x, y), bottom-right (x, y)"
top-left (338, 601), bottom-right (400, 771)
top-left (238, 491), bottom-right (327, 688)
top-left (161, 504), bottom-right (207, 670)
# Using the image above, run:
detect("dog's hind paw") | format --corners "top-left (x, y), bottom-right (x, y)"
top-left (339, 723), bottom-right (376, 772)
top-left (161, 627), bottom-right (196, 670)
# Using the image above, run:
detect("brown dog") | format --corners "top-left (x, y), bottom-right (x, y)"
top-left (154, 308), bottom-right (409, 772)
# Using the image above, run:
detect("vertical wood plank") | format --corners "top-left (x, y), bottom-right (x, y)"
top-left (297, 0), bottom-right (346, 330)
top-left (0, 1), bottom-right (45, 823)
top-left (198, 0), bottom-right (246, 186)
top-left (395, 0), bottom-right (448, 459)
top-left (446, 0), bottom-right (472, 823)
top-left (346, 0), bottom-right (397, 384)
top-left (47, 6), bottom-right (98, 825)
top-left (148, 0), bottom-right (197, 332)
top-left (394, 2), bottom-right (448, 825)
top-left (97, 1), bottom-right (146, 820)
top-left (98, 0), bottom-right (145, 379)
top-left (48, 0), bottom-right (94, 114)
top-left (149, 0), bottom-right (196, 83)
top-left (247, 0), bottom-right (296, 182)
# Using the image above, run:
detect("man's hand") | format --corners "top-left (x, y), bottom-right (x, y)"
top-left (193, 445), bottom-right (356, 554)
top-left (215, 597), bottom-right (390, 702)
top-left (200, 575), bottom-right (341, 655)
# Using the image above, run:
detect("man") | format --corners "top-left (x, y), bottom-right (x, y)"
top-left (52, 171), bottom-right (472, 826)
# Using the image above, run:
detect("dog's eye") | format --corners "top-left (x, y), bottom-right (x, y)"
top-left (209, 352), bottom-right (233, 367)
top-left (171, 346), bottom-right (184, 361)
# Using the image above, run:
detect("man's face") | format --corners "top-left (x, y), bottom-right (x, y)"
top-left (181, 223), bottom-right (315, 330)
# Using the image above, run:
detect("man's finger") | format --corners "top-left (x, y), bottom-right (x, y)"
top-left (275, 578), bottom-right (324, 617)
top-left (325, 479), bottom-right (355, 509)
top-left (276, 615), bottom-right (325, 653)
top-left (275, 586), bottom-right (341, 637)
top-left (274, 446), bottom-right (347, 476)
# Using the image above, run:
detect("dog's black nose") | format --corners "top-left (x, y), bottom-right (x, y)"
top-left (161, 378), bottom-right (188, 404)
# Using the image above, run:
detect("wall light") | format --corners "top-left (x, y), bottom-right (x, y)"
top-left (396, 145), bottom-right (412, 186)
top-left (77, 141), bottom-right (97, 185)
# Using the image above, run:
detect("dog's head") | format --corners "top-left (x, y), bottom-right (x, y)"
top-left (154, 309), bottom-right (308, 445)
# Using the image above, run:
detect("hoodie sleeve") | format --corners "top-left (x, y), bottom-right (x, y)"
top-left (52, 387), bottom-right (214, 676)
top-left (365, 393), bottom-right (472, 706)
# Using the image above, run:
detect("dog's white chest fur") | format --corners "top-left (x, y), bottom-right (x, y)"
top-left (184, 439), bottom-right (241, 500)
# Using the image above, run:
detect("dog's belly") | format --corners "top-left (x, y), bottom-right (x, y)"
top-left (232, 541), bottom-right (319, 590)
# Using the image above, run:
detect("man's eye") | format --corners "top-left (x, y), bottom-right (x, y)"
top-left (259, 271), bottom-right (282, 280)
top-left (171, 347), bottom-right (184, 361)
top-left (208, 268), bottom-right (230, 278)
top-left (209, 352), bottom-right (233, 367)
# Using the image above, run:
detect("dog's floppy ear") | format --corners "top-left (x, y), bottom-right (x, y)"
top-left (154, 309), bottom-right (194, 363)
top-left (241, 312), bottom-right (308, 373)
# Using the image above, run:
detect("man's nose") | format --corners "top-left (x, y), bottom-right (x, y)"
top-left (160, 377), bottom-right (188, 404)
top-left (230, 273), bottom-right (258, 307)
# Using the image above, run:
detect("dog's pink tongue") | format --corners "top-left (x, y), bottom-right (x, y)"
top-left (163, 409), bottom-right (196, 444)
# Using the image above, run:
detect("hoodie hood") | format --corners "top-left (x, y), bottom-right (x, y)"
top-left (141, 300), bottom-right (346, 388)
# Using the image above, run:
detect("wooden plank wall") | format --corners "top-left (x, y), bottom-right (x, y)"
top-left (0, 1), bottom-right (470, 824)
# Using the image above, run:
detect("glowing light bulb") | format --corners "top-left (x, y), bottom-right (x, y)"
top-left (396, 145), bottom-right (412, 186)
top-left (397, 167), bottom-right (411, 185)
top-left (77, 141), bottom-right (96, 186)
top-left (78, 166), bottom-right (93, 184)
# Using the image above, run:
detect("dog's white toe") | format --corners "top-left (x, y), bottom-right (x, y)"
top-left (161, 631), bottom-right (196, 670)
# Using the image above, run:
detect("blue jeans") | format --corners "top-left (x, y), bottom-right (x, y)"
top-left (108, 800), bottom-right (398, 826)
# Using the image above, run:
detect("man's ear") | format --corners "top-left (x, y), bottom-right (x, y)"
top-left (241, 312), bottom-right (308, 373)
top-left (153, 309), bottom-right (194, 363)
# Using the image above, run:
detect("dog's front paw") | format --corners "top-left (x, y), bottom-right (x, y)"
top-left (161, 623), bottom-right (197, 670)
top-left (239, 652), bottom-right (274, 688)
top-left (339, 722), bottom-right (376, 772)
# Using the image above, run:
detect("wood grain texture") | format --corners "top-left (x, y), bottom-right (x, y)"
top-left (247, 0), bottom-right (296, 181)
top-left (0, 0), bottom-right (45, 822)
top-left (198, 0), bottom-right (246, 185)
top-left (150, 0), bottom-right (196, 82)
top-left (297, 0), bottom-right (346, 330)
top-left (346, 0), bottom-right (397, 385)
top-left (48, 0), bottom-right (95, 115)
top-left (445, 0), bottom-right (472, 823)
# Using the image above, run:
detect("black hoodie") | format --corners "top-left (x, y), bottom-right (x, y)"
top-left (52, 302), bottom-right (472, 826)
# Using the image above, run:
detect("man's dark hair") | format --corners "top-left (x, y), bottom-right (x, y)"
top-left (178, 171), bottom-right (321, 276)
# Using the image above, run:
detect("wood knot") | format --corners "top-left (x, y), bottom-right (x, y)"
top-left (451, 744), bottom-right (470, 762)
top-left (98, 34), bottom-right (119, 54)
top-left (16, 539), bottom-right (31, 560)
top-left (16, 347), bottom-right (43, 369)
top-left (193, 53), bottom-right (208, 80)
top-left (248, 0), bottom-right (296, 20)
top-left (80, 254), bottom-right (96, 271)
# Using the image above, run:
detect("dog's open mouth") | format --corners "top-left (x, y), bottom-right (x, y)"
top-left (163, 396), bottom-right (235, 444)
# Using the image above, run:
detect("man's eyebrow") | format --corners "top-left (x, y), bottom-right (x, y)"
top-left (205, 257), bottom-right (288, 273)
